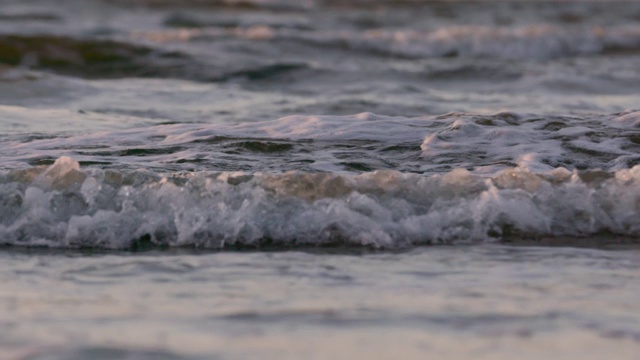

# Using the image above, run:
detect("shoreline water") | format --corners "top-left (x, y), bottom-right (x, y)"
top-left (1, 245), bottom-right (640, 360)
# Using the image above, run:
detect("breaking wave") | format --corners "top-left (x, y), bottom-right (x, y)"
top-left (1, 156), bottom-right (639, 250)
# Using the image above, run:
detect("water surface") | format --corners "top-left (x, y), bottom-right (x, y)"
top-left (1, 0), bottom-right (640, 358)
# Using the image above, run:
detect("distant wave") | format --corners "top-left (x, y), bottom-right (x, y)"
top-left (3, 25), bottom-right (640, 83)
top-left (0, 34), bottom-right (312, 82)
top-left (135, 24), bottom-right (640, 60)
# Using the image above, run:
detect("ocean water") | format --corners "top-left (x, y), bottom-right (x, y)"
top-left (1, 0), bottom-right (640, 358)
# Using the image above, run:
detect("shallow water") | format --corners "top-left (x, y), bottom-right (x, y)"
top-left (1, 0), bottom-right (640, 358)
top-left (3, 246), bottom-right (640, 360)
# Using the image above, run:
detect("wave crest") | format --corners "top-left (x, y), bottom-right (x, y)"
top-left (1, 157), bottom-right (639, 250)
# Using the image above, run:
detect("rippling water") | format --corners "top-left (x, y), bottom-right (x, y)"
top-left (1, 0), bottom-right (640, 358)
top-left (3, 247), bottom-right (640, 360)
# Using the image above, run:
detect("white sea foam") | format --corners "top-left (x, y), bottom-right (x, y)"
top-left (0, 156), bottom-right (639, 249)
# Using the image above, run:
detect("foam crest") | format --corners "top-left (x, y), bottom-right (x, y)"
top-left (0, 157), bottom-right (638, 249)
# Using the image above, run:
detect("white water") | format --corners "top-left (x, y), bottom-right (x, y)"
top-left (0, 156), bottom-right (639, 249)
